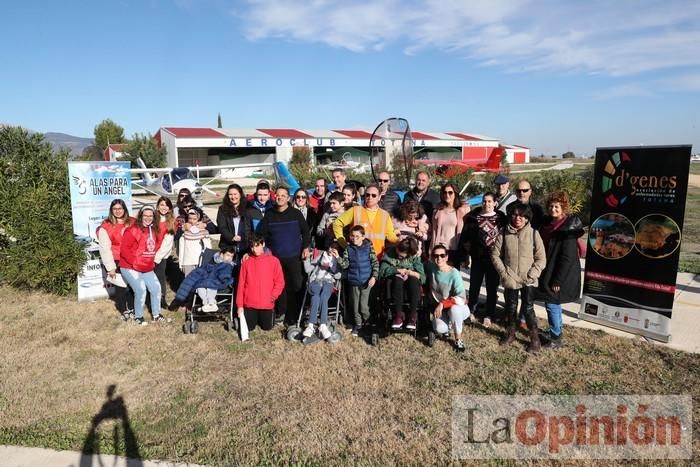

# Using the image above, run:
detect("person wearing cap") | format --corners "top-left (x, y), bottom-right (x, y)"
top-left (377, 171), bottom-right (401, 218)
top-left (494, 174), bottom-right (517, 216)
top-left (119, 205), bottom-right (170, 325)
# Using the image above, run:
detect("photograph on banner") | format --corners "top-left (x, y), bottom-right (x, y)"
top-left (68, 161), bottom-right (132, 301)
top-left (580, 145), bottom-right (692, 342)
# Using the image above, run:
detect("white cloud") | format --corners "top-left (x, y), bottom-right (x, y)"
top-left (593, 83), bottom-right (654, 100)
top-left (239, 0), bottom-right (700, 80)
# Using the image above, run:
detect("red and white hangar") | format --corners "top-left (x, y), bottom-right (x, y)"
top-left (109, 127), bottom-right (530, 169)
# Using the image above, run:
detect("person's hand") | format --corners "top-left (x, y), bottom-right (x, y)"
top-left (368, 277), bottom-right (376, 288)
top-left (241, 253), bottom-right (250, 262)
top-left (197, 221), bottom-right (207, 230)
top-left (108, 270), bottom-right (116, 278)
top-left (184, 222), bottom-right (192, 231)
top-left (329, 249), bottom-right (339, 258)
top-left (551, 284), bottom-right (561, 293)
top-left (433, 302), bottom-right (443, 320)
top-left (237, 307), bottom-right (244, 317)
top-left (233, 235), bottom-right (241, 242)
top-left (302, 248), bottom-right (310, 260)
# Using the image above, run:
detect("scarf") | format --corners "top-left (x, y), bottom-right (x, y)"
top-left (294, 204), bottom-right (308, 219)
top-left (540, 216), bottom-right (568, 251)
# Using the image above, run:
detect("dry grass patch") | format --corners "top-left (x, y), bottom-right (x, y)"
top-left (0, 286), bottom-right (699, 465)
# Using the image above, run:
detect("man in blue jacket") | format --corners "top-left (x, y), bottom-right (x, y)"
top-left (258, 186), bottom-right (311, 326)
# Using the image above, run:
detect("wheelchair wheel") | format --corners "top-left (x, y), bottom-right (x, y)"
top-left (286, 326), bottom-right (302, 341)
top-left (328, 331), bottom-right (342, 344)
top-left (427, 330), bottom-right (435, 347)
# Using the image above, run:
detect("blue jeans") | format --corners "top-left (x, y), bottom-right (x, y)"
top-left (121, 268), bottom-right (162, 320)
top-left (308, 280), bottom-right (333, 325)
top-left (545, 302), bottom-right (562, 338)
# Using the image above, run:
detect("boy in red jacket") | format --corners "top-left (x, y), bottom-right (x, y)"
top-left (236, 234), bottom-right (285, 338)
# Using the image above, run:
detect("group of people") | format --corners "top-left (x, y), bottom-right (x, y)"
top-left (98, 167), bottom-right (584, 354)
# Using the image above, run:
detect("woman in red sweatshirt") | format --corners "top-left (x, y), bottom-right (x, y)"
top-left (120, 206), bottom-right (167, 325)
top-left (236, 233), bottom-right (285, 337)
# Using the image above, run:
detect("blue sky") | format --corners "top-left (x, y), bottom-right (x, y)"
top-left (1, 0), bottom-right (699, 155)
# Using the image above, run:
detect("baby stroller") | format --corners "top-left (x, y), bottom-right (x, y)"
top-left (182, 248), bottom-right (236, 334)
top-left (286, 277), bottom-right (344, 345)
top-left (368, 278), bottom-right (430, 347)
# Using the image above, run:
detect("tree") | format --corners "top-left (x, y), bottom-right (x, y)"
top-left (77, 145), bottom-right (104, 161)
top-left (562, 151), bottom-right (576, 159)
top-left (0, 126), bottom-right (86, 295)
top-left (94, 119), bottom-right (126, 150)
top-left (123, 133), bottom-right (167, 168)
top-left (217, 113), bottom-right (222, 128)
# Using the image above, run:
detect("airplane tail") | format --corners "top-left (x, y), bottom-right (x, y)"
top-left (273, 161), bottom-right (300, 194)
top-left (136, 157), bottom-right (154, 184)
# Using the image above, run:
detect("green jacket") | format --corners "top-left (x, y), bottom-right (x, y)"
top-left (379, 253), bottom-right (426, 284)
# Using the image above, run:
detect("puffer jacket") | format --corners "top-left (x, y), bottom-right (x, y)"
top-left (175, 253), bottom-right (235, 302)
top-left (491, 222), bottom-right (546, 290)
top-left (536, 215), bottom-right (584, 304)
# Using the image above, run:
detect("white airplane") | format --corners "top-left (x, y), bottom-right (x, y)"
top-left (130, 158), bottom-right (274, 201)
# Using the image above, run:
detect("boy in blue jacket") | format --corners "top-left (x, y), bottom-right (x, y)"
top-left (173, 246), bottom-right (236, 311)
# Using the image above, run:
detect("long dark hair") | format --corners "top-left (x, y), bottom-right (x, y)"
top-left (107, 199), bottom-right (132, 226)
top-left (222, 184), bottom-right (246, 217)
top-left (155, 196), bottom-right (177, 235)
top-left (439, 182), bottom-right (462, 209)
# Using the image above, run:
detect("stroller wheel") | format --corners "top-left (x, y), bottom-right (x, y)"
top-left (182, 322), bottom-right (191, 334)
top-left (286, 326), bottom-right (302, 341)
top-left (190, 321), bottom-right (199, 334)
top-left (371, 333), bottom-right (379, 346)
top-left (428, 330), bottom-right (435, 348)
top-left (328, 331), bottom-right (342, 344)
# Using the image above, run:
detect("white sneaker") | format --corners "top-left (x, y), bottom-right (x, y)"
top-left (202, 303), bottom-right (218, 313)
top-left (302, 323), bottom-right (315, 337)
top-left (319, 323), bottom-right (332, 340)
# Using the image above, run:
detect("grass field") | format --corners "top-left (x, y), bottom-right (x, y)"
top-left (1, 286), bottom-right (698, 465)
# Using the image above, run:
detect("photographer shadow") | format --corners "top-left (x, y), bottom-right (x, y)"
top-left (80, 384), bottom-right (142, 466)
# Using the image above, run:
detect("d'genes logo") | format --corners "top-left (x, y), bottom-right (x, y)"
top-left (601, 151), bottom-right (632, 207)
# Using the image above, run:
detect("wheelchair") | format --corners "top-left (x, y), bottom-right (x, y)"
top-left (286, 278), bottom-right (344, 345)
top-left (368, 276), bottom-right (431, 347)
top-left (182, 248), bottom-right (236, 335)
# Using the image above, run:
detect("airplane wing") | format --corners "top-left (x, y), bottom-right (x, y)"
top-left (130, 167), bottom-right (172, 174)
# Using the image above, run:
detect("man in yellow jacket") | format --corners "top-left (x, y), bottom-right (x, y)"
top-left (333, 183), bottom-right (398, 257)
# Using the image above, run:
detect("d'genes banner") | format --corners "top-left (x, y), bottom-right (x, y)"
top-left (580, 145), bottom-right (692, 342)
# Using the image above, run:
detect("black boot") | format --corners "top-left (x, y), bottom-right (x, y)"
top-left (544, 334), bottom-right (562, 349)
top-left (527, 328), bottom-right (541, 353)
top-left (499, 323), bottom-right (516, 346)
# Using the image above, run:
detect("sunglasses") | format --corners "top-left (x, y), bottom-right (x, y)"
top-left (516, 188), bottom-right (530, 193)
top-left (295, 195), bottom-right (307, 199)
top-left (432, 253), bottom-right (448, 259)
top-left (443, 190), bottom-right (455, 195)
top-left (378, 179), bottom-right (390, 183)
top-left (365, 193), bottom-right (379, 198)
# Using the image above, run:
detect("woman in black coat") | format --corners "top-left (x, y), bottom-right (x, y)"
top-left (537, 191), bottom-right (584, 349)
top-left (216, 184), bottom-right (247, 260)
top-left (293, 188), bottom-right (319, 248)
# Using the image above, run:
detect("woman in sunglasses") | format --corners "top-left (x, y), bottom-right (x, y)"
top-left (429, 182), bottom-right (471, 267)
top-left (491, 202), bottom-right (546, 353)
top-left (293, 188), bottom-right (319, 246)
top-left (425, 244), bottom-right (470, 352)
